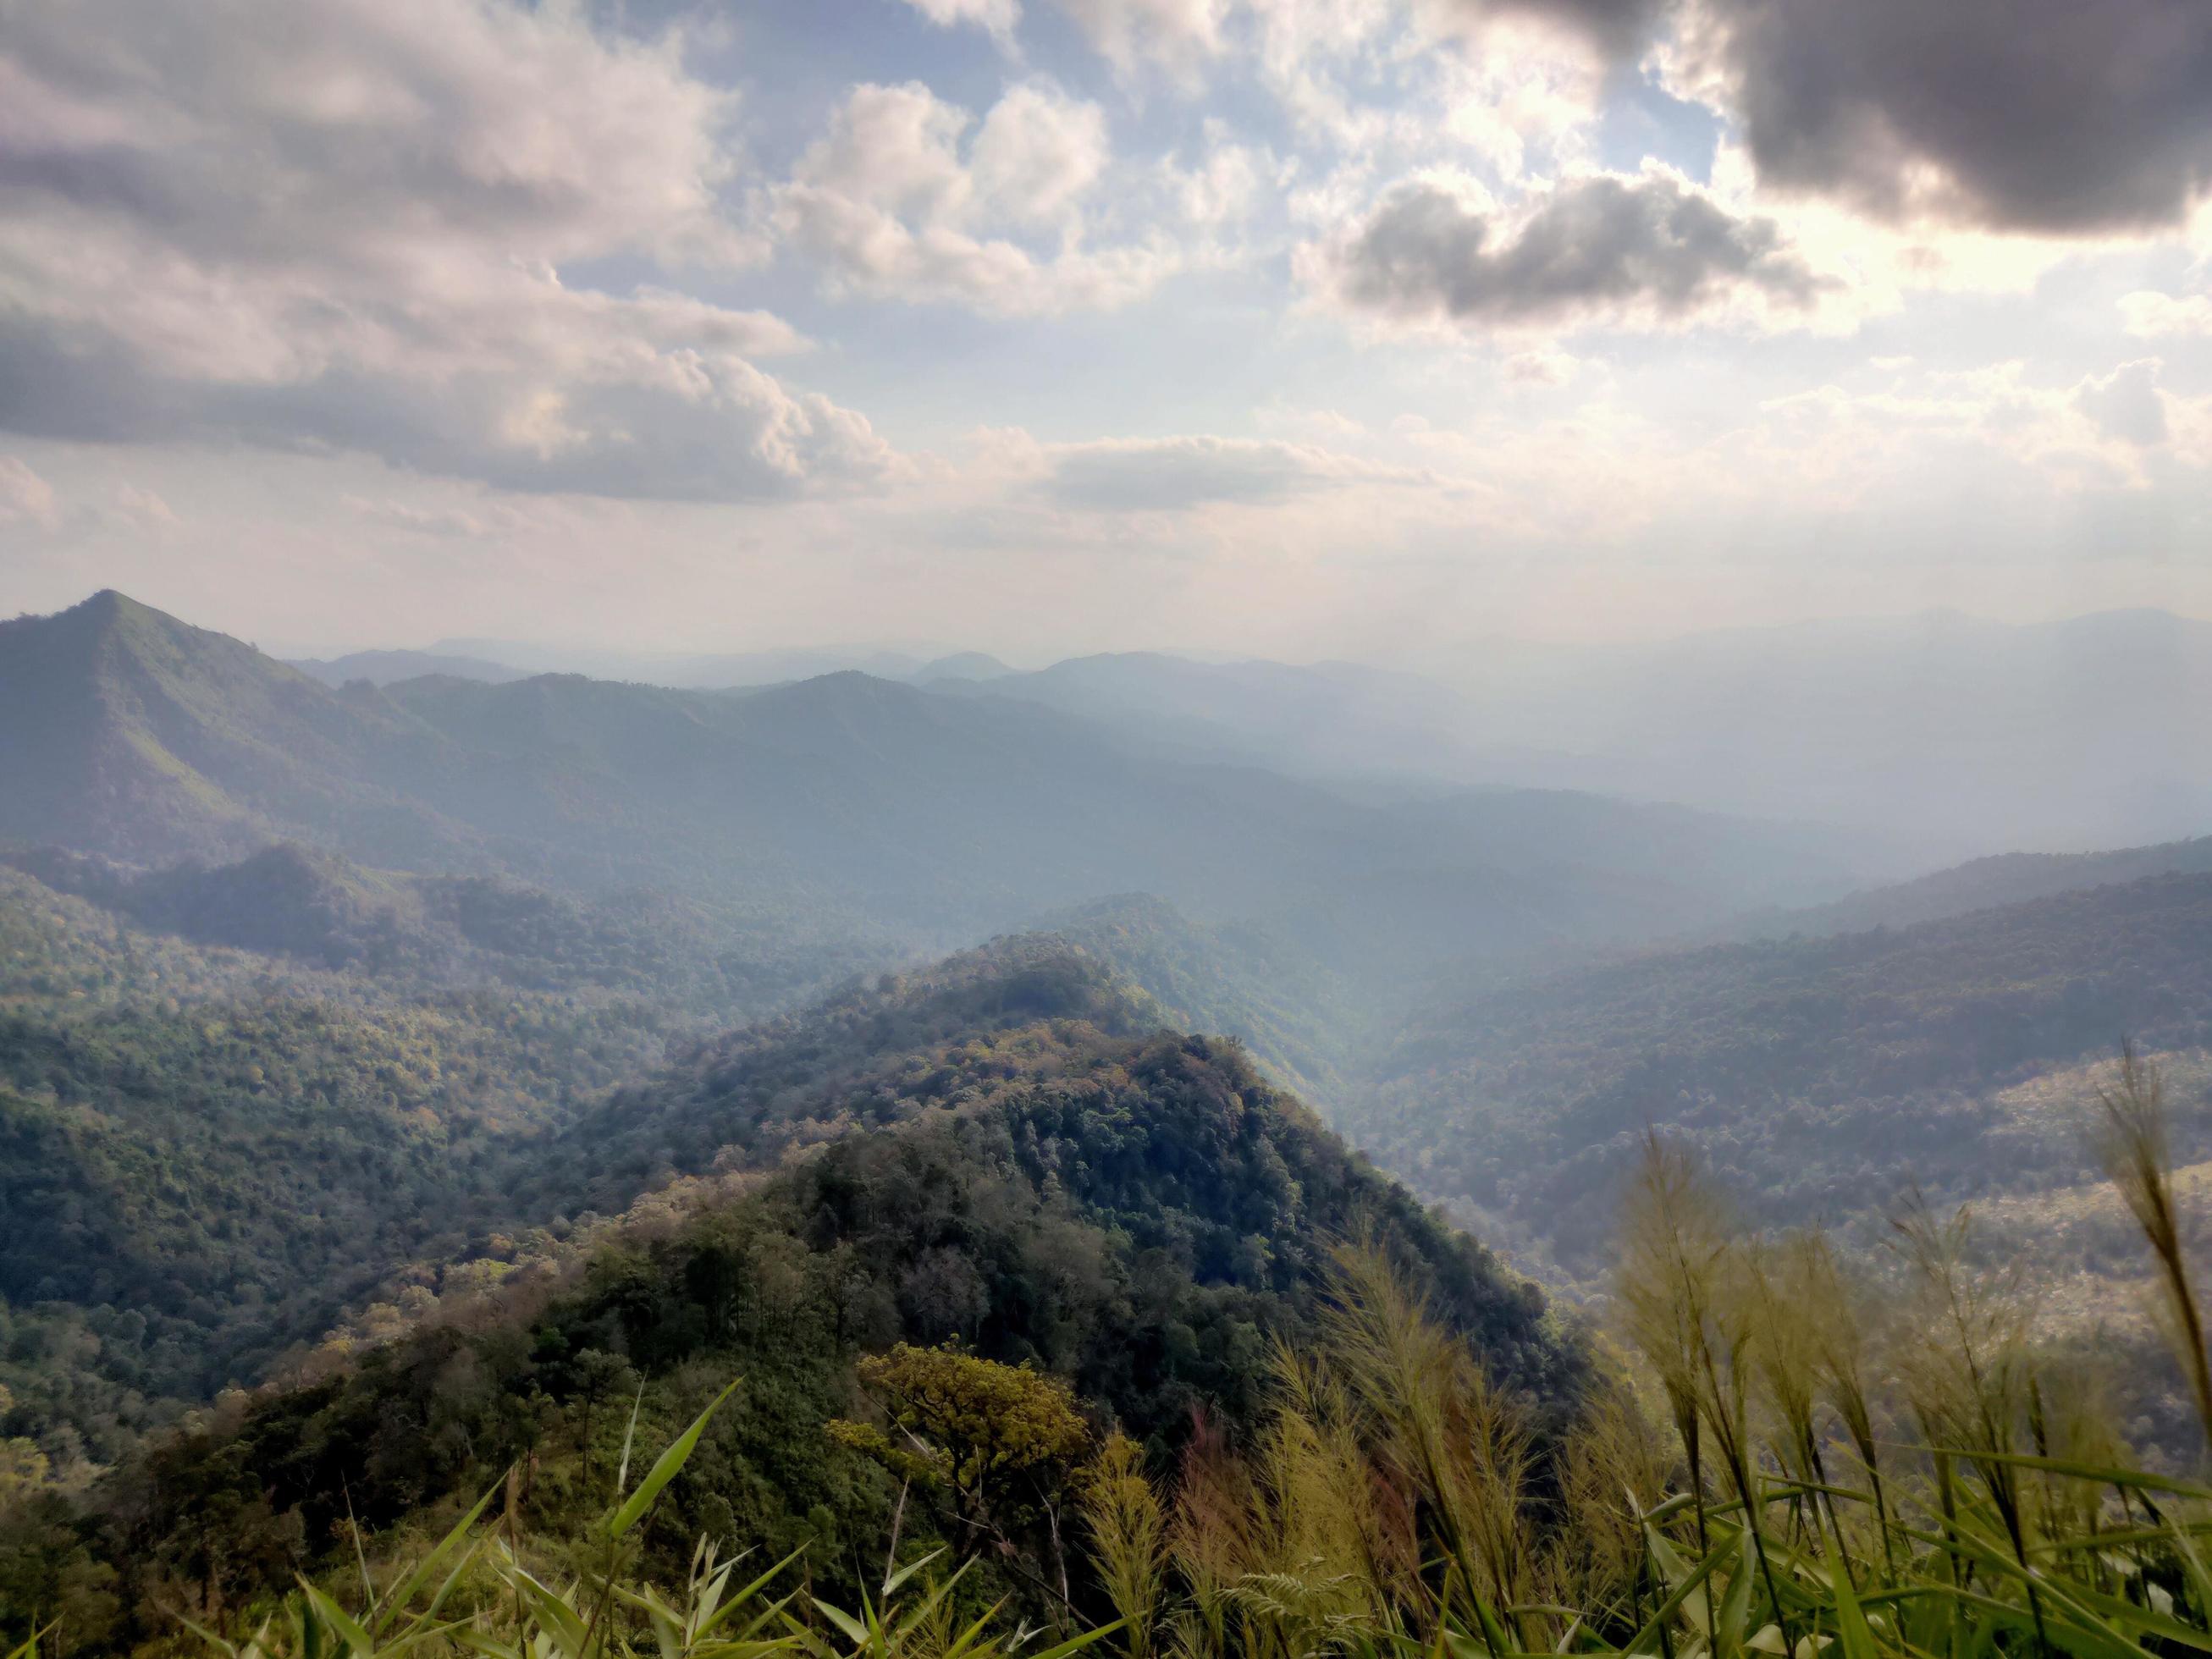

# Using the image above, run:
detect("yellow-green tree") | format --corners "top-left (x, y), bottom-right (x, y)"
top-left (832, 1343), bottom-right (1092, 1605)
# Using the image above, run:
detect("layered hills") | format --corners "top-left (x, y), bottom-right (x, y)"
top-left (0, 592), bottom-right (1897, 985)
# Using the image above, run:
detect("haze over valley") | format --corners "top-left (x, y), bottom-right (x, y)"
top-left (7, 588), bottom-right (2212, 1434)
top-left (8, 0), bottom-right (2212, 1651)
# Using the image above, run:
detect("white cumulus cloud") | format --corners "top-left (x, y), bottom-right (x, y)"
top-left (0, 0), bottom-right (897, 500)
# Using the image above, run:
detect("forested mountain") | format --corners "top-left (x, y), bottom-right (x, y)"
top-left (0, 593), bottom-right (1895, 984)
top-left (0, 833), bottom-right (1565, 1480)
top-left (0, 842), bottom-right (873, 1009)
top-left (1742, 832), bottom-right (2212, 939)
top-left (20, 587), bottom-right (2212, 1659)
top-left (1349, 869), bottom-right (2212, 1275)
top-left (0, 857), bottom-right (707, 1474)
top-left (287, 650), bottom-right (531, 688)
top-left (1, 937), bottom-right (1579, 1650)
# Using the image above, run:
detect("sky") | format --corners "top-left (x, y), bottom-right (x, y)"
top-left (2, 0), bottom-right (2210, 660)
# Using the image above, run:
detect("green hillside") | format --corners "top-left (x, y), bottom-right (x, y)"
top-left (1350, 869), bottom-right (2212, 1272)
top-left (0, 858), bottom-right (705, 1473)
top-left (3, 940), bottom-right (1578, 1652)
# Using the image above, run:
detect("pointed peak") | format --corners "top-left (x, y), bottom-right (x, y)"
top-left (74, 588), bottom-right (156, 623)
top-left (50, 588), bottom-right (177, 647)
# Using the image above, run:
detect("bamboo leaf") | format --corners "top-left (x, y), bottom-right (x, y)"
top-left (297, 1581), bottom-right (377, 1659)
top-left (812, 1601), bottom-right (870, 1650)
top-left (605, 1381), bottom-right (741, 1542)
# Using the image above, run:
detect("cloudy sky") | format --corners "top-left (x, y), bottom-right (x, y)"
top-left (2, 0), bottom-right (2209, 660)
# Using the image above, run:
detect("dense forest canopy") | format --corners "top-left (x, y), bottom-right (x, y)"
top-left (0, 938), bottom-right (1579, 1651)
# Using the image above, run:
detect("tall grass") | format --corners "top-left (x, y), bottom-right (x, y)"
top-left (163, 1048), bottom-right (2212, 1659)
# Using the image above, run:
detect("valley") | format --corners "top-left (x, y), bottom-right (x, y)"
top-left (5, 590), bottom-right (2212, 1652)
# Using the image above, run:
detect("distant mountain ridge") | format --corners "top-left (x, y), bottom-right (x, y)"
top-left (288, 648), bottom-right (532, 686)
top-left (281, 606), bottom-right (2212, 850)
top-left (0, 592), bottom-right (1897, 984)
top-left (1746, 833), bottom-right (2212, 938)
top-left (1351, 866), bottom-right (2212, 1275)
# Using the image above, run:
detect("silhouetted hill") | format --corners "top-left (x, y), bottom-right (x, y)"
top-left (287, 648), bottom-right (530, 687)
top-left (1746, 834), bottom-right (2212, 938)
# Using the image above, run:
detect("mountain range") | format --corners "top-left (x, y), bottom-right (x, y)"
top-left (2, 592), bottom-right (1902, 987)
top-left (7, 587), bottom-right (2212, 1653)
top-left (281, 606), bottom-right (2212, 853)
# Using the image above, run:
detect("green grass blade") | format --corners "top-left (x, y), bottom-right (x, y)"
top-left (297, 1581), bottom-right (377, 1659)
top-left (1922, 1449), bottom-right (2212, 1503)
top-left (1625, 1529), bottom-right (1741, 1655)
top-left (812, 1601), bottom-right (870, 1650)
top-left (880, 1547), bottom-right (947, 1600)
top-left (1022, 1619), bottom-right (1129, 1659)
top-left (697, 1548), bottom-right (809, 1641)
top-left (377, 1478), bottom-right (501, 1633)
top-left (606, 1380), bottom-right (741, 1542)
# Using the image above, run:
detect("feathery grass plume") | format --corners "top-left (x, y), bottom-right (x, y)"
top-left (1889, 1190), bottom-right (2049, 1636)
top-left (1258, 1340), bottom-right (1409, 1624)
top-left (1745, 1240), bottom-right (1821, 1491)
top-left (1167, 1411), bottom-right (1261, 1659)
top-left (1693, 1213), bottom-right (1793, 1644)
top-left (2022, 1351), bottom-right (2124, 1551)
top-left (1742, 1237), bottom-right (1848, 1582)
top-left (1613, 1133), bottom-right (1732, 1629)
top-left (1543, 1375), bottom-right (1674, 1623)
top-left (1320, 1241), bottom-right (1536, 1646)
top-left (2090, 1042), bottom-right (2212, 1462)
top-left (1790, 1230), bottom-right (1897, 1574)
top-left (1081, 1434), bottom-right (1167, 1659)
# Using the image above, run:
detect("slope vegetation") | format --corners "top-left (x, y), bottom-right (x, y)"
top-left (1351, 869), bottom-right (2212, 1271)
top-left (10, 940), bottom-right (1578, 1651)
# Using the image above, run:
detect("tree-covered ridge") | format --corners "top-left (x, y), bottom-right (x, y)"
top-left (0, 857), bottom-right (709, 1478)
top-left (0, 842), bottom-right (880, 1015)
top-left (1742, 831), bottom-right (2212, 940)
top-left (0, 864), bottom-right (1569, 1524)
top-left (1029, 894), bottom-right (1367, 1107)
top-left (520, 934), bottom-right (1558, 1389)
top-left (3, 962), bottom-right (1577, 1651)
top-left (1351, 868), bottom-right (2212, 1272)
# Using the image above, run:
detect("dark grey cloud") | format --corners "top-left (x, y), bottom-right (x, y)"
top-left (1704, 0), bottom-right (2212, 234)
top-left (1482, 0), bottom-right (2212, 234)
top-left (1332, 174), bottom-right (1822, 328)
top-left (1466, 0), bottom-right (1669, 58)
